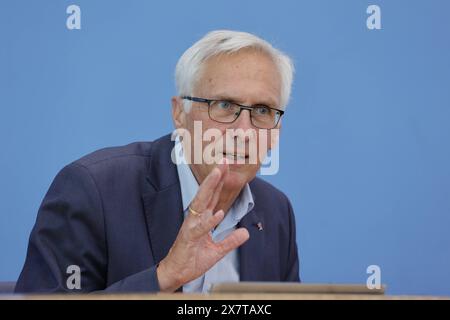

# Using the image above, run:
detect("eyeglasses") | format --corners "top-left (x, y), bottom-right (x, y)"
top-left (182, 96), bottom-right (284, 129)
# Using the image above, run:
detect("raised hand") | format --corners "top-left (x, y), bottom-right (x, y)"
top-left (156, 161), bottom-right (250, 292)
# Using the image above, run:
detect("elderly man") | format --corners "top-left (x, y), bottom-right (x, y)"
top-left (16, 30), bottom-right (300, 293)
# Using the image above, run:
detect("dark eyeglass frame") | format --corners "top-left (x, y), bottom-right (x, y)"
top-left (181, 96), bottom-right (284, 129)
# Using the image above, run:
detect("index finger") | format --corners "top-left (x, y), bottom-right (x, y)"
top-left (190, 159), bottom-right (229, 213)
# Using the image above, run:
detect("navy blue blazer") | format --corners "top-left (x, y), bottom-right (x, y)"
top-left (15, 134), bottom-right (300, 293)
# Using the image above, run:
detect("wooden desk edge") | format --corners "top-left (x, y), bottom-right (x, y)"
top-left (2, 293), bottom-right (449, 300)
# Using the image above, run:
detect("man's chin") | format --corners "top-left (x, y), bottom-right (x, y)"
top-left (223, 169), bottom-right (255, 190)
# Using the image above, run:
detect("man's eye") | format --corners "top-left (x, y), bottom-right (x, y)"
top-left (254, 106), bottom-right (270, 115)
top-left (217, 101), bottom-right (232, 109)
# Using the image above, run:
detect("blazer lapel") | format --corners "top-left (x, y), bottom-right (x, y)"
top-left (141, 135), bottom-right (184, 265)
top-left (238, 202), bottom-right (265, 281)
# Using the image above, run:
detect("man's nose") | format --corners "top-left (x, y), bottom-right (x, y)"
top-left (232, 109), bottom-right (253, 130)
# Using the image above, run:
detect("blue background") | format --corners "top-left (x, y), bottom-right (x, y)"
top-left (1, 0), bottom-right (449, 295)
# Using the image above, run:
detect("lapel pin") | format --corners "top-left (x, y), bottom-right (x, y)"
top-left (256, 222), bottom-right (263, 231)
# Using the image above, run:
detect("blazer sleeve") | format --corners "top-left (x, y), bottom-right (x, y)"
top-left (283, 198), bottom-right (301, 282)
top-left (15, 163), bottom-right (161, 293)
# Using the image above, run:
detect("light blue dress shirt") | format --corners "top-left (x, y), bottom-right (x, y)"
top-left (173, 138), bottom-right (254, 293)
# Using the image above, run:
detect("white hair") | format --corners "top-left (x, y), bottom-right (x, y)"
top-left (175, 30), bottom-right (294, 112)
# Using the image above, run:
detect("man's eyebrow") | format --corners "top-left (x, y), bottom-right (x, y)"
top-left (212, 94), bottom-right (278, 107)
top-left (210, 94), bottom-right (240, 102)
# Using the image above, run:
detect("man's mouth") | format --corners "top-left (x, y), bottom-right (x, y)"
top-left (222, 152), bottom-right (249, 161)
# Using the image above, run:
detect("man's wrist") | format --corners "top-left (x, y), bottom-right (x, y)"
top-left (156, 259), bottom-right (182, 293)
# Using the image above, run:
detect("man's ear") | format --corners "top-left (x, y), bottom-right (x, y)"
top-left (172, 96), bottom-right (187, 129)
